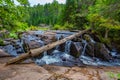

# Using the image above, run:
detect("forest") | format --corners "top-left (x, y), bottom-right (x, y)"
top-left (0, 0), bottom-right (120, 51)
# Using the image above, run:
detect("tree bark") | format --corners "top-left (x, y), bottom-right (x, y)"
top-left (104, 29), bottom-right (109, 39)
top-left (5, 29), bottom-right (91, 65)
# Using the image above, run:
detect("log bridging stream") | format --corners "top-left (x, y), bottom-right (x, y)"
top-left (6, 29), bottom-right (91, 65)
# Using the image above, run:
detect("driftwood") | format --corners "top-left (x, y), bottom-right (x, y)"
top-left (6, 29), bottom-right (91, 65)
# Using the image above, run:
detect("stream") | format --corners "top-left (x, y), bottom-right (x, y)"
top-left (0, 30), bottom-right (120, 66)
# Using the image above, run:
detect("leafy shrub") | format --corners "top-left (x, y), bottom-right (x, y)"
top-left (63, 22), bottom-right (74, 30)
top-left (107, 72), bottom-right (120, 79)
top-left (27, 25), bottom-right (49, 31)
top-left (9, 32), bottom-right (18, 39)
top-left (28, 25), bottom-right (39, 30)
top-left (15, 22), bottom-right (28, 32)
top-left (53, 24), bottom-right (64, 30)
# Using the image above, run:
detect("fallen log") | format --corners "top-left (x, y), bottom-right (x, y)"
top-left (6, 29), bottom-right (91, 65)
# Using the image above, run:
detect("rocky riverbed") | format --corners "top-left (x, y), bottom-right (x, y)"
top-left (0, 57), bottom-right (120, 80)
top-left (0, 30), bottom-right (120, 80)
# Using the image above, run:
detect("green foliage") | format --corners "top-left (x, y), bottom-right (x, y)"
top-left (61, 0), bottom-right (95, 30)
top-left (27, 0), bottom-right (64, 26)
top-left (14, 22), bottom-right (28, 32)
top-left (27, 25), bottom-right (49, 31)
top-left (53, 24), bottom-right (64, 30)
top-left (63, 22), bottom-right (74, 30)
top-left (0, 38), bottom-right (5, 46)
top-left (117, 73), bottom-right (120, 79)
top-left (0, 0), bottom-right (29, 32)
top-left (53, 23), bottom-right (74, 30)
top-left (107, 72), bottom-right (120, 79)
top-left (9, 32), bottom-right (18, 39)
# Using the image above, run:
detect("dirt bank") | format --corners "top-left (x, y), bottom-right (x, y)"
top-left (0, 57), bottom-right (120, 80)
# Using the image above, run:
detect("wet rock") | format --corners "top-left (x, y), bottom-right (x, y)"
top-left (47, 48), bottom-right (55, 55)
top-left (85, 42), bottom-right (112, 61)
top-left (0, 49), bottom-right (11, 57)
top-left (94, 43), bottom-right (112, 61)
top-left (58, 43), bottom-right (66, 52)
top-left (83, 34), bottom-right (91, 42)
top-left (42, 33), bottom-right (57, 44)
top-left (3, 45), bottom-right (17, 56)
top-left (72, 37), bottom-right (82, 42)
top-left (85, 42), bottom-right (94, 57)
top-left (90, 33), bottom-right (101, 42)
top-left (58, 35), bottom-right (66, 52)
top-left (41, 32), bottom-right (57, 54)
top-left (3, 41), bottom-right (11, 45)
top-left (28, 41), bottom-right (43, 49)
top-left (70, 42), bottom-right (83, 58)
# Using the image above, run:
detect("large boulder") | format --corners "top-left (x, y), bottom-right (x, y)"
top-left (94, 43), bottom-right (112, 61)
top-left (42, 32), bottom-right (57, 54)
top-left (83, 34), bottom-right (112, 61)
top-left (85, 42), bottom-right (94, 57)
top-left (28, 41), bottom-right (43, 49)
top-left (70, 42), bottom-right (83, 58)
top-left (22, 39), bottom-right (44, 52)
top-left (41, 32), bottom-right (57, 45)
top-left (85, 42), bottom-right (112, 61)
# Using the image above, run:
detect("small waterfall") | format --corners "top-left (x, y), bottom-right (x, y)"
top-left (18, 39), bottom-right (25, 53)
top-left (40, 40), bottom-right (47, 56)
top-left (81, 40), bottom-right (87, 56)
top-left (64, 41), bottom-right (72, 53)
top-left (55, 34), bottom-right (61, 50)
top-left (90, 37), bottom-right (96, 43)
top-left (2, 30), bottom-right (118, 66)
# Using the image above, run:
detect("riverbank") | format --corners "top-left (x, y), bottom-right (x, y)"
top-left (0, 57), bottom-right (120, 80)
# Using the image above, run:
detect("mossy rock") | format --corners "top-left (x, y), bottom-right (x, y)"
top-left (83, 34), bottom-right (91, 42)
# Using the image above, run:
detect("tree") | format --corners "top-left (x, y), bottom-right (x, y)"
top-left (27, 0), bottom-right (64, 26)
top-left (87, 0), bottom-right (120, 43)
top-left (0, 0), bottom-right (29, 31)
top-left (61, 0), bottom-right (96, 30)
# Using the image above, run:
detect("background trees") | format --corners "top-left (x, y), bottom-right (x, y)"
top-left (27, 0), bottom-right (64, 26)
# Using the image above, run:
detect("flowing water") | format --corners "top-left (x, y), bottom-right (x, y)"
top-left (1, 30), bottom-right (120, 66)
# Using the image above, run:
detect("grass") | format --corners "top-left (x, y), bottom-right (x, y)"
top-left (107, 72), bottom-right (120, 79)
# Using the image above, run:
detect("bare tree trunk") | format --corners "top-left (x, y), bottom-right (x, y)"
top-left (105, 29), bottom-right (109, 39)
top-left (5, 29), bottom-right (91, 65)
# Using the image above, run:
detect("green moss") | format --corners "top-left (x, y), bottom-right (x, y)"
top-left (83, 34), bottom-right (91, 42)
